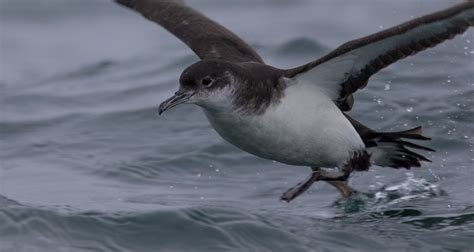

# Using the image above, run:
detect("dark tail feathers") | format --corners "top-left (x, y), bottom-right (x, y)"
top-left (368, 126), bottom-right (434, 169)
top-left (345, 114), bottom-right (434, 169)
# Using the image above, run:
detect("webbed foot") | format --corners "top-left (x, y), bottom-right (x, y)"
top-left (281, 171), bottom-right (319, 202)
top-left (281, 167), bottom-right (354, 202)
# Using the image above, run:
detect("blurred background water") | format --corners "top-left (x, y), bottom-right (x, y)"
top-left (1, 0), bottom-right (473, 251)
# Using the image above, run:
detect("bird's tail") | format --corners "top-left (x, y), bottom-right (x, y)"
top-left (366, 126), bottom-right (434, 168)
top-left (345, 114), bottom-right (434, 169)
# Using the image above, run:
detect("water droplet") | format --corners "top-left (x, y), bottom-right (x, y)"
top-left (197, 173), bottom-right (201, 177)
top-left (406, 107), bottom-right (413, 112)
top-left (384, 84), bottom-right (391, 90)
top-left (215, 168), bottom-right (220, 172)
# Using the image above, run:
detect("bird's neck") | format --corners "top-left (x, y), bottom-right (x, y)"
top-left (231, 77), bottom-right (287, 115)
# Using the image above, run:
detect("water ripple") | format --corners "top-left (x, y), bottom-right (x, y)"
top-left (0, 198), bottom-right (307, 252)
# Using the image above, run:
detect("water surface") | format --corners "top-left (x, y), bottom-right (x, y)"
top-left (1, 0), bottom-right (473, 251)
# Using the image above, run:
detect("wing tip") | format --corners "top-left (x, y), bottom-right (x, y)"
top-left (115, 0), bottom-right (186, 7)
top-left (115, 0), bottom-right (133, 8)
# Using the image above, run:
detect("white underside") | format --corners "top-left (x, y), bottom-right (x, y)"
top-left (202, 79), bottom-right (365, 168)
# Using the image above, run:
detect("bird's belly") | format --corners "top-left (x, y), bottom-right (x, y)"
top-left (204, 86), bottom-right (364, 167)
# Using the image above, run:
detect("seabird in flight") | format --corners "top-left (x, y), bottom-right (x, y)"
top-left (115, 0), bottom-right (473, 202)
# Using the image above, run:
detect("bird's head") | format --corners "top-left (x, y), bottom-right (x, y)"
top-left (158, 59), bottom-right (241, 115)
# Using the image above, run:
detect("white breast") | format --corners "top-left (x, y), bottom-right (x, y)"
top-left (202, 80), bottom-right (365, 168)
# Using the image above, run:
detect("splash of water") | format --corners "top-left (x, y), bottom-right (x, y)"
top-left (374, 173), bottom-right (445, 206)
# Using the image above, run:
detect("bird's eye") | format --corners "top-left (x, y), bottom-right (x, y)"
top-left (201, 78), bottom-right (213, 87)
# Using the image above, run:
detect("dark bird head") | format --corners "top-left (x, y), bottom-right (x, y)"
top-left (158, 59), bottom-right (241, 115)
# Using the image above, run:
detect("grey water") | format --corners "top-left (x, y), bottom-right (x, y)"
top-left (1, 0), bottom-right (473, 251)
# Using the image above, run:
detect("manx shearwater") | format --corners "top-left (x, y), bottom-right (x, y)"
top-left (116, 0), bottom-right (474, 202)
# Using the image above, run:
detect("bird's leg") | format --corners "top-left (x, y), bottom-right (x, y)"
top-left (313, 166), bottom-right (354, 197)
top-left (325, 181), bottom-right (353, 197)
top-left (313, 163), bottom-right (353, 181)
top-left (280, 165), bottom-right (355, 202)
top-left (280, 167), bottom-right (320, 202)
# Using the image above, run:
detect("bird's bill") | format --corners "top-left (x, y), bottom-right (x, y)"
top-left (158, 90), bottom-right (194, 115)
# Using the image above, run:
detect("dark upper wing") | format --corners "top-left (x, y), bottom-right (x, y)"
top-left (116, 0), bottom-right (263, 63)
top-left (284, 2), bottom-right (474, 111)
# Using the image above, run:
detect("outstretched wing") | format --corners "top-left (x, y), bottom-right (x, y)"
top-left (284, 2), bottom-right (474, 111)
top-left (116, 0), bottom-right (263, 63)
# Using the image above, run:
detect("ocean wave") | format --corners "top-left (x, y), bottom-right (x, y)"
top-left (0, 197), bottom-right (307, 252)
top-left (272, 37), bottom-right (328, 56)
